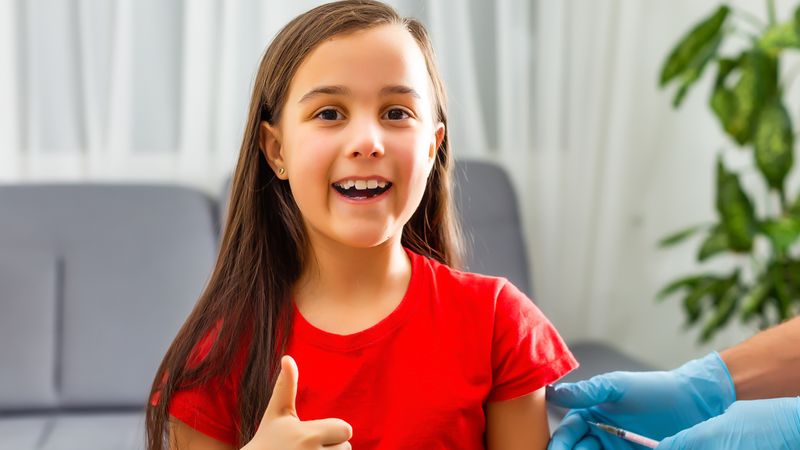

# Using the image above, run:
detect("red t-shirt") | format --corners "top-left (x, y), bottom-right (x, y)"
top-left (162, 248), bottom-right (578, 448)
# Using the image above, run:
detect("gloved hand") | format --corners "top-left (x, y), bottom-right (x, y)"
top-left (547, 352), bottom-right (736, 450)
top-left (657, 397), bottom-right (800, 449)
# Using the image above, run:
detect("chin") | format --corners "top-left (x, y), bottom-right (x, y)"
top-left (331, 224), bottom-right (396, 249)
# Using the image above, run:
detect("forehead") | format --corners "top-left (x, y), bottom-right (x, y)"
top-left (287, 24), bottom-right (432, 102)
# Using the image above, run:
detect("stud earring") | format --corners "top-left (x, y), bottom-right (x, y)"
top-left (278, 167), bottom-right (285, 176)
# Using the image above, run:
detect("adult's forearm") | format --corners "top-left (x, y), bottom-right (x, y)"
top-left (720, 316), bottom-right (800, 400)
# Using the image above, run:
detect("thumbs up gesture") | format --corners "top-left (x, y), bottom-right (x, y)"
top-left (244, 355), bottom-right (353, 450)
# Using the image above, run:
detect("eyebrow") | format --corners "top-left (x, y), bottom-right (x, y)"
top-left (298, 84), bottom-right (422, 103)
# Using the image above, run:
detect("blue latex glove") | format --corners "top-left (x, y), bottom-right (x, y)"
top-left (657, 397), bottom-right (800, 449)
top-left (547, 352), bottom-right (736, 450)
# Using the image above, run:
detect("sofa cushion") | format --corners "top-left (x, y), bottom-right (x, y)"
top-left (0, 249), bottom-right (59, 410)
top-left (37, 412), bottom-right (145, 450)
top-left (0, 416), bottom-right (50, 450)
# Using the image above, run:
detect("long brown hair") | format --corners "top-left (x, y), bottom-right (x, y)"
top-left (145, 1), bottom-right (462, 448)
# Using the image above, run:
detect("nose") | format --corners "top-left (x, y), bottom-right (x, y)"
top-left (346, 118), bottom-right (385, 159)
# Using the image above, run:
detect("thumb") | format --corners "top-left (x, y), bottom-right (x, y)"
top-left (546, 375), bottom-right (620, 409)
top-left (265, 355), bottom-right (299, 418)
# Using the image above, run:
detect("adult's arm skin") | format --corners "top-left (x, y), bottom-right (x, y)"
top-left (721, 316), bottom-right (800, 400)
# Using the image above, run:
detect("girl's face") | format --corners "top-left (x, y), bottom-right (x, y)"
top-left (260, 24), bottom-right (445, 250)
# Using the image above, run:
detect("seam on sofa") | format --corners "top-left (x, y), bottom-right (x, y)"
top-left (35, 416), bottom-right (55, 449)
top-left (54, 255), bottom-right (64, 398)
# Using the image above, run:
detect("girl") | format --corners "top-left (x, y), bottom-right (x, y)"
top-left (147, 1), bottom-right (578, 449)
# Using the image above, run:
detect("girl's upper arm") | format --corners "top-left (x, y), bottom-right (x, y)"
top-left (168, 415), bottom-right (237, 450)
top-left (485, 387), bottom-right (550, 450)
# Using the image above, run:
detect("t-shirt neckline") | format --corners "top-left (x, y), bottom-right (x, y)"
top-left (291, 247), bottom-right (423, 352)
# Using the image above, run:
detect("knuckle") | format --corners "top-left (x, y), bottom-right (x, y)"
top-left (299, 432), bottom-right (319, 449)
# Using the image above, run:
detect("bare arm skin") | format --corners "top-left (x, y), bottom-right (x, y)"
top-left (168, 416), bottom-right (236, 450)
top-left (720, 316), bottom-right (800, 400)
top-left (485, 387), bottom-right (549, 450)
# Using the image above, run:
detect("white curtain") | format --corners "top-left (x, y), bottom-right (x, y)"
top-left (0, 0), bottom-right (774, 367)
top-left (524, 0), bottom-right (782, 368)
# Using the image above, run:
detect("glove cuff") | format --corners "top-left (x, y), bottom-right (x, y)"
top-left (676, 352), bottom-right (736, 416)
top-left (710, 351), bottom-right (737, 404)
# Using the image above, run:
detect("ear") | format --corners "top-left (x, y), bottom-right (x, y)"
top-left (259, 121), bottom-right (287, 179)
top-left (428, 122), bottom-right (445, 168)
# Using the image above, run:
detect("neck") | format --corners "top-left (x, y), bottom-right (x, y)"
top-left (295, 232), bottom-right (411, 308)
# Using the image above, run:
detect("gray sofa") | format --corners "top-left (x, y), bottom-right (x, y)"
top-left (0, 160), bottom-right (652, 449)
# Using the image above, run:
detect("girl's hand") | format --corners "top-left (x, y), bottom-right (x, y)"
top-left (244, 355), bottom-right (353, 450)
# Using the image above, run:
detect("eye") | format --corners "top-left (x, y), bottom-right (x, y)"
top-left (315, 108), bottom-right (344, 121)
top-left (383, 108), bottom-right (411, 120)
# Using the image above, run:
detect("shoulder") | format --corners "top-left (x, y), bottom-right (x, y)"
top-left (184, 319), bottom-right (251, 388)
top-left (410, 249), bottom-right (529, 311)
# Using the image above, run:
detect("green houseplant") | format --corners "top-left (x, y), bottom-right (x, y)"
top-left (658, 1), bottom-right (800, 342)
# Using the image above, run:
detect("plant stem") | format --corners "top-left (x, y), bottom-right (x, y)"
top-left (779, 187), bottom-right (788, 212)
top-left (767, 0), bottom-right (776, 26)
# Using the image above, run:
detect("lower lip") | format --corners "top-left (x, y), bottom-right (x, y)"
top-left (332, 186), bottom-right (392, 204)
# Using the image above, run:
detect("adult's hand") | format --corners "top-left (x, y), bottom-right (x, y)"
top-left (657, 397), bottom-right (800, 449)
top-left (547, 352), bottom-right (735, 449)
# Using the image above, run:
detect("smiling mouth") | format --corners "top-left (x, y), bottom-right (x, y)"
top-left (332, 181), bottom-right (393, 200)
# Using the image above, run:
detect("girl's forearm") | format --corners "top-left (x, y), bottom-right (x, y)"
top-left (720, 317), bottom-right (800, 400)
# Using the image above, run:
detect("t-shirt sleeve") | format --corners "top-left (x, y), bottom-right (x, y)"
top-left (488, 280), bottom-right (578, 402)
top-left (167, 375), bottom-right (238, 446)
top-left (149, 323), bottom-right (240, 446)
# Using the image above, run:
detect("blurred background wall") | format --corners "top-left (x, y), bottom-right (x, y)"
top-left (1, 0), bottom-right (792, 369)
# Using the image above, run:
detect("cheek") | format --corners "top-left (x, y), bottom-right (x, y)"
top-left (392, 134), bottom-right (434, 199)
top-left (287, 133), bottom-right (333, 169)
top-left (285, 135), bottom-right (336, 203)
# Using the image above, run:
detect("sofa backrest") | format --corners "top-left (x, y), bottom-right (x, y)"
top-left (0, 159), bottom-right (531, 411)
top-left (0, 184), bottom-right (219, 411)
top-left (452, 160), bottom-right (532, 295)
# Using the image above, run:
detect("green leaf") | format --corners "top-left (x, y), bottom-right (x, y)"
top-left (673, 32), bottom-right (724, 107)
top-left (716, 158), bottom-right (758, 251)
top-left (697, 225), bottom-right (730, 261)
top-left (754, 101), bottom-right (794, 191)
top-left (740, 278), bottom-right (772, 322)
top-left (660, 6), bottom-right (730, 86)
top-left (710, 51), bottom-right (778, 146)
top-left (714, 57), bottom-right (740, 85)
top-left (709, 58), bottom-right (741, 136)
top-left (769, 261), bottom-right (800, 320)
top-left (759, 22), bottom-right (800, 54)
top-left (700, 282), bottom-right (739, 342)
top-left (657, 273), bottom-right (717, 301)
top-left (788, 193), bottom-right (800, 216)
top-left (761, 216), bottom-right (800, 253)
top-left (658, 224), bottom-right (709, 248)
top-left (681, 279), bottom-right (718, 325)
top-left (760, 5), bottom-right (800, 55)
top-left (682, 293), bottom-right (704, 325)
top-left (711, 85), bottom-right (736, 135)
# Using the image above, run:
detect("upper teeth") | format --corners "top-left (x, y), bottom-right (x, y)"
top-left (335, 179), bottom-right (388, 190)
